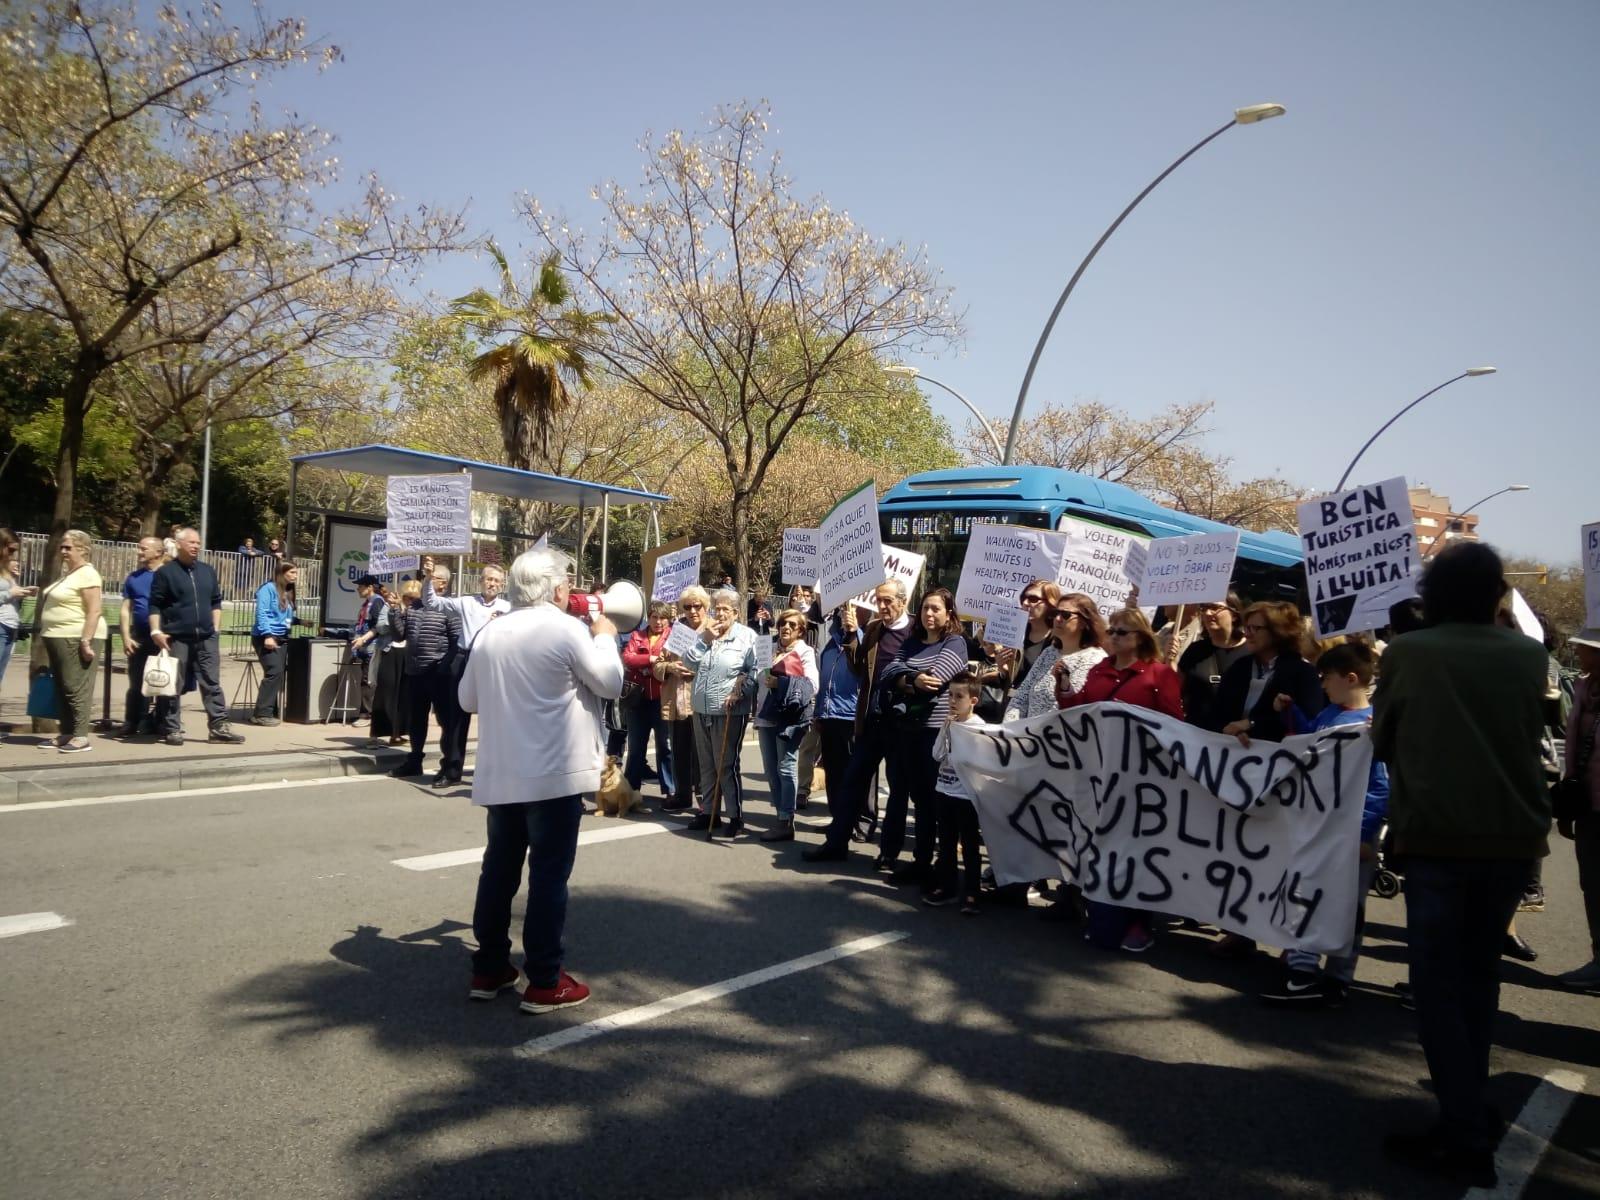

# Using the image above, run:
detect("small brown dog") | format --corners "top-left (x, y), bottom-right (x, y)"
top-left (596, 756), bottom-right (647, 818)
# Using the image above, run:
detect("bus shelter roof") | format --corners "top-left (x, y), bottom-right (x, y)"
top-left (289, 444), bottom-right (670, 506)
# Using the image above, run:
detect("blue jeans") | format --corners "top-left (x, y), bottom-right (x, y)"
top-left (470, 795), bottom-right (584, 988)
top-left (757, 723), bottom-right (803, 820)
top-left (1404, 855), bottom-right (1530, 1152)
top-left (0, 623), bottom-right (16, 691)
top-left (624, 700), bottom-right (674, 795)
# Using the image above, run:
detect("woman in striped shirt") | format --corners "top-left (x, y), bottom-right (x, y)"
top-left (877, 587), bottom-right (970, 886)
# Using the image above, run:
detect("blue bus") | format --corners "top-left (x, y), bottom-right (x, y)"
top-left (880, 465), bottom-right (1305, 602)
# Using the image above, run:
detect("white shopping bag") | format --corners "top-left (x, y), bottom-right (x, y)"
top-left (143, 650), bottom-right (179, 697)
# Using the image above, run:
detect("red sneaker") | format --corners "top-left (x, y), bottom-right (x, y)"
top-left (468, 966), bottom-right (521, 1001)
top-left (520, 971), bottom-right (591, 1013)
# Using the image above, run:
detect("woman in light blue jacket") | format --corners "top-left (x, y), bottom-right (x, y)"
top-left (681, 587), bottom-right (757, 836)
top-left (249, 561), bottom-right (296, 724)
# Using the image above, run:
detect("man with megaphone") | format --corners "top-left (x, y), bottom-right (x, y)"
top-left (458, 543), bottom-right (623, 1014)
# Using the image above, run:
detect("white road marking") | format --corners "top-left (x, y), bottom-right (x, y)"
top-left (514, 930), bottom-right (910, 1059)
top-left (1466, 1068), bottom-right (1586, 1200)
top-left (0, 912), bottom-right (74, 939)
top-left (0, 774), bottom-right (373, 813)
top-left (392, 820), bottom-right (677, 871)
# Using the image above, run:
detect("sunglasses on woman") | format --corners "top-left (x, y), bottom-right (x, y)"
top-left (1107, 627), bottom-right (1135, 636)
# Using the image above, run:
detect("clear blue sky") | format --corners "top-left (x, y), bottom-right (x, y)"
top-left (258, 0), bottom-right (1595, 564)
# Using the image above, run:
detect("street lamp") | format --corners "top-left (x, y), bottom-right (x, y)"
top-left (1333, 367), bottom-right (1498, 492)
top-left (884, 364), bottom-right (1005, 461)
top-left (1455, 483), bottom-right (1530, 518)
top-left (1422, 483), bottom-right (1528, 559)
top-left (1002, 103), bottom-right (1287, 465)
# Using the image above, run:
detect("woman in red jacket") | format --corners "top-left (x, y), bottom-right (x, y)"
top-left (1064, 607), bottom-right (1184, 719)
top-left (622, 602), bottom-right (677, 797)
top-left (1062, 607), bottom-right (1184, 951)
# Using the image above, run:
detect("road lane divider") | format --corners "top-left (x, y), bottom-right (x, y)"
top-left (0, 911), bottom-right (74, 939)
top-left (392, 819), bottom-right (678, 871)
top-left (1467, 1067), bottom-right (1586, 1200)
top-left (514, 929), bottom-right (911, 1059)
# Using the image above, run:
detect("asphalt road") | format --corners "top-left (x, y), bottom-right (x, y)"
top-left (1, 745), bottom-right (1595, 1199)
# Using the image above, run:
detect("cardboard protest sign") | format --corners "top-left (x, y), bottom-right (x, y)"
top-left (1054, 516), bottom-right (1148, 618)
top-left (651, 543), bottom-right (702, 603)
top-left (385, 474), bottom-right (473, 555)
top-left (849, 545), bottom-right (926, 612)
top-left (819, 482), bottom-right (885, 612)
top-left (982, 603), bottom-right (1029, 650)
top-left (1585, 522), bottom-right (1600, 628)
top-left (369, 529), bottom-right (418, 576)
top-left (781, 528), bottom-right (820, 586)
top-left (663, 619), bottom-right (700, 660)
top-left (754, 634), bottom-right (774, 673)
top-left (954, 524), bottom-right (1067, 619)
top-left (1121, 541), bottom-right (1148, 594)
top-left (949, 704), bottom-right (1371, 952)
top-left (1509, 589), bottom-right (1544, 642)
top-left (1297, 477), bottom-right (1418, 638)
top-left (1136, 532), bottom-right (1240, 606)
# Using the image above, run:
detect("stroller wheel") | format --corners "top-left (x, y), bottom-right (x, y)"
top-left (1372, 870), bottom-right (1401, 900)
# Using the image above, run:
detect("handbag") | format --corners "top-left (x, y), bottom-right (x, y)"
top-left (143, 650), bottom-right (180, 698)
top-left (27, 670), bottom-right (59, 719)
top-left (1553, 708), bottom-right (1597, 829)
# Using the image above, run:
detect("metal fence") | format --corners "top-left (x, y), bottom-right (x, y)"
top-left (14, 532), bottom-right (325, 634)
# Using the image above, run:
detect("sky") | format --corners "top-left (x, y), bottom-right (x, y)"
top-left (244, 0), bottom-right (1595, 564)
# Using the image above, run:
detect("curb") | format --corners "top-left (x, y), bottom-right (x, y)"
top-left (0, 745), bottom-right (413, 806)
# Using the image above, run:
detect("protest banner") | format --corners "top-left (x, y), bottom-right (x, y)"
top-left (1585, 522), bottom-right (1600, 628)
top-left (954, 524), bottom-right (1067, 619)
top-left (819, 482), bottom-right (885, 612)
top-left (1054, 516), bottom-right (1148, 618)
top-left (369, 529), bottom-right (418, 577)
top-left (948, 703), bottom-right (1371, 952)
top-left (384, 474), bottom-right (473, 555)
top-left (1136, 532), bottom-right (1240, 606)
top-left (1297, 477), bottom-right (1418, 638)
top-left (663, 619), bottom-right (700, 660)
top-left (849, 545), bottom-right (926, 612)
top-left (754, 634), bottom-right (774, 673)
top-left (651, 543), bottom-right (702, 603)
top-left (781, 528), bottom-right (820, 586)
top-left (982, 602), bottom-right (1029, 650)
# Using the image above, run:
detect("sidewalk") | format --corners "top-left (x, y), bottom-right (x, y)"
top-left (0, 651), bottom-right (457, 804)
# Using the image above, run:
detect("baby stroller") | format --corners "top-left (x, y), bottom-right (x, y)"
top-left (1371, 819), bottom-right (1402, 899)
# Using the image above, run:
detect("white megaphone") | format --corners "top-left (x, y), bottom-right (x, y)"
top-left (566, 580), bottom-right (645, 630)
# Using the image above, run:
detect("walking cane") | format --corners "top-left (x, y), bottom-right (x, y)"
top-left (705, 698), bottom-right (737, 842)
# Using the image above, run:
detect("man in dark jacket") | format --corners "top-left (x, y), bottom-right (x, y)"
top-left (803, 579), bottom-right (917, 864)
top-left (1372, 542), bottom-right (1549, 1188)
top-left (147, 527), bottom-right (244, 746)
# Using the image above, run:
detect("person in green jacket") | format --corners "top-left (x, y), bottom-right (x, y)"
top-left (1372, 542), bottom-right (1550, 1189)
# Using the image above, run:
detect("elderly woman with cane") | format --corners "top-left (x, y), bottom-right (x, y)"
top-left (681, 587), bottom-right (758, 837)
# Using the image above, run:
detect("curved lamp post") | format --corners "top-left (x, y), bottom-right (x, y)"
top-left (1333, 367), bottom-right (1498, 492)
top-left (1002, 102), bottom-right (1287, 465)
top-left (884, 364), bottom-right (1004, 461)
top-left (1455, 483), bottom-right (1530, 518)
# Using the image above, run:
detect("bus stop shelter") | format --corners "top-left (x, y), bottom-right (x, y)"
top-left (286, 444), bottom-right (671, 584)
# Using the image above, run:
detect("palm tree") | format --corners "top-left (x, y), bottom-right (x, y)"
top-left (447, 242), bottom-right (612, 468)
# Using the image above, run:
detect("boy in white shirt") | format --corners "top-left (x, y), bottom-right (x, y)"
top-left (925, 672), bottom-right (987, 914)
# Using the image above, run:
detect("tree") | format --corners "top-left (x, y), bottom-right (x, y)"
top-left (447, 242), bottom-right (613, 468)
top-left (664, 435), bottom-right (884, 587)
top-left (964, 397), bottom-right (1303, 533)
top-left (0, 2), bottom-right (463, 575)
top-left (527, 102), bottom-right (960, 589)
top-left (1502, 556), bottom-right (1586, 653)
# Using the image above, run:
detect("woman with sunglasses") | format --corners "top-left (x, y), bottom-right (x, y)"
top-left (1176, 592), bottom-right (1251, 731)
top-left (753, 608), bottom-right (820, 842)
top-left (1004, 592), bottom-right (1107, 720)
top-left (653, 586), bottom-right (709, 813)
top-left (877, 587), bottom-right (970, 884)
top-left (1061, 607), bottom-right (1183, 952)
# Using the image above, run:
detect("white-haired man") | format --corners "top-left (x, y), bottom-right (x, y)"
top-left (419, 554), bottom-right (510, 789)
top-left (459, 545), bottom-right (622, 1013)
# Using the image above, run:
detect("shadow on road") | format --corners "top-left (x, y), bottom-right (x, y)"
top-left (210, 862), bottom-right (1575, 1200)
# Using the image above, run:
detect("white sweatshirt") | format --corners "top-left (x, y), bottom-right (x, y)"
top-left (458, 604), bottom-right (623, 805)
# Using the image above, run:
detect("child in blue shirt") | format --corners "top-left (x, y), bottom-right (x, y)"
top-left (1262, 641), bottom-right (1389, 1007)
